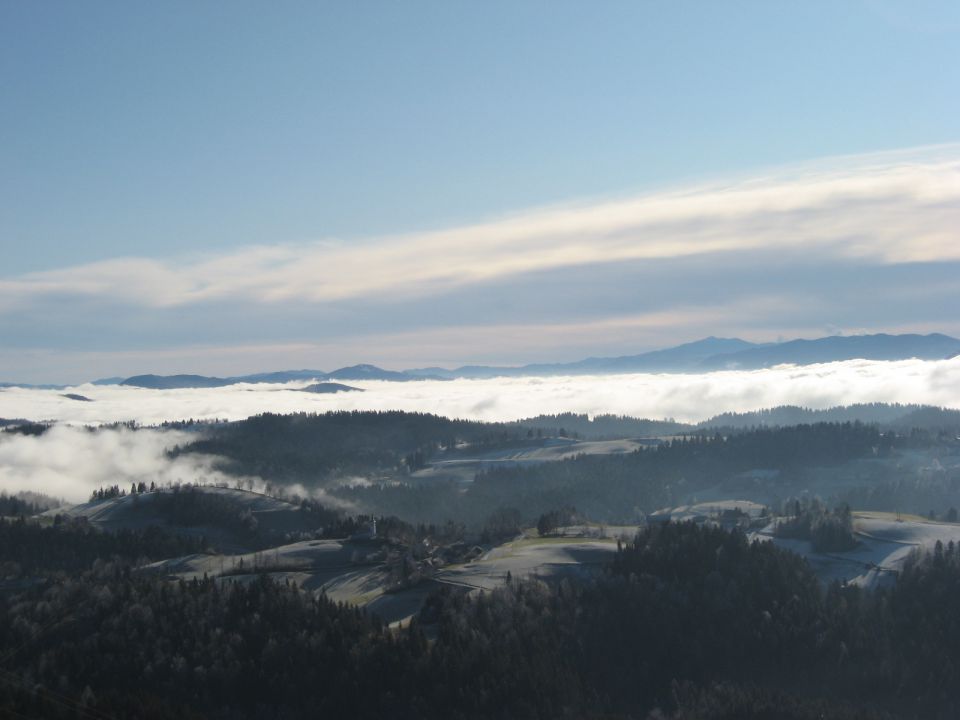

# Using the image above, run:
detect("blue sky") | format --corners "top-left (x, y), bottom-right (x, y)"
top-left (2, 1), bottom-right (959, 383)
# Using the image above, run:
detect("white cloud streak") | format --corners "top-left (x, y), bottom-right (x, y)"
top-left (1, 146), bottom-right (958, 312)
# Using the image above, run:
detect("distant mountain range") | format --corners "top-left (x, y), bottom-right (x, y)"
top-left (108, 332), bottom-right (960, 387)
top-left (406, 336), bottom-right (761, 378)
top-left (696, 333), bottom-right (960, 371)
top-left (1, 333), bottom-right (958, 389)
top-left (110, 364), bottom-right (431, 390)
top-left (408, 332), bottom-right (960, 378)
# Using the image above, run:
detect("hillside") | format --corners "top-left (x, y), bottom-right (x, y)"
top-left (50, 485), bottom-right (330, 551)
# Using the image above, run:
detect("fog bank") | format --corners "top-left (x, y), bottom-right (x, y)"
top-left (2, 358), bottom-right (959, 427)
top-left (0, 425), bottom-right (242, 503)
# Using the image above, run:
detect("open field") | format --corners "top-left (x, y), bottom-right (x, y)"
top-left (409, 437), bottom-right (653, 483)
top-left (140, 530), bottom-right (624, 626)
top-left (433, 535), bottom-right (619, 591)
top-left (50, 483), bottom-right (960, 623)
top-left (650, 499), bottom-right (769, 523)
top-left (752, 512), bottom-right (960, 589)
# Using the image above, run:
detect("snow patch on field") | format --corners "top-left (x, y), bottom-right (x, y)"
top-left (433, 537), bottom-right (619, 591)
top-left (752, 513), bottom-right (960, 589)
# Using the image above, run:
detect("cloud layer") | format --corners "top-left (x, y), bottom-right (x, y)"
top-left (3, 146), bottom-right (959, 310)
top-left (3, 358), bottom-right (959, 427)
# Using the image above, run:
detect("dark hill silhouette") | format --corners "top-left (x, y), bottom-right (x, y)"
top-left (118, 365), bottom-right (438, 389)
top-left (299, 382), bottom-right (363, 394)
top-left (122, 370), bottom-right (329, 389)
top-left (232, 369), bottom-right (327, 383)
top-left (697, 403), bottom-right (960, 431)
top-left (324, 364), bottom-right (424, 382)
top-left (121, 374), bottom-right (232, 389)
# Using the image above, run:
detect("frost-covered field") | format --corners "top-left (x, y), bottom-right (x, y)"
top-left (754, 513), bottom-right (960, 590)
top-left (433, 536), bottom-right (623, 592)
top-left (52, 486), bottom-right (628, 625)
top-left (3, 357), bottom-right (960, 426)
top-left (410, 437), bottom-right (650, 484)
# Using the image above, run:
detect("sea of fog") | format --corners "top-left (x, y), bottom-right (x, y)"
top-left (2, 357), bottom-right (960, 426)
top-left (2, 357), bottom-right (959, 502)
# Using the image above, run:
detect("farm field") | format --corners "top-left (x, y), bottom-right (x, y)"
top-left (410, 437), bottom-right (652, 483)
top-left (752, 512), bottom-right (960, 589)
top-left (433, 535), bottom-right (619, 591)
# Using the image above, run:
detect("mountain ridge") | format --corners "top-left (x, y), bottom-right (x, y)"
top-left (2, 332), bottom-right (958, 388)
top-left (697, 332), bottom-right (960, 371)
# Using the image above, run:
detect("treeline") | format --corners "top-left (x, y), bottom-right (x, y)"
top-left (0, 519), bottom-right (205, 577)
top-left (0, 417), bottom-right (30, 428)
top-left (2, 420), bottom-right (143, 437)
top-left (123, 485), bottom-right (345, 551)
top-left (172, 411), bottom-right (544, 483)
top-left (0, 490), bottom-right (60, 517)
top-left (124, 485), bottom-right (457, 551)
top-left (505, 405), bottom-right (960, 439)
top-left (9, 522), bottom-right (960, 718)
top-left (837, 475), bottom-right (960, 520)
top-left (1, 421), bottom-right (51, 436)
top-left (512, 404), bottom-right (960, 438)
top-left (142, 485), bottom-right (266, 541)
top-left (700, 403), bottom-right (960, 433)
top-left (775, 498), bottom-right (858, 552)
top-left (510, 413), bottom-right (687, 439)
top-left (90, 482), bottom-right (157, 500)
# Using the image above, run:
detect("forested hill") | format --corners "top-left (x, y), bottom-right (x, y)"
top-left (700, 403), bottom-right (960, 431)
top-left (457, 422), bottom-right (888, 523)
top-left (510, 413), bottom-right (688, 439)
top-left (509, 405), bottom-right (960, 439)
top-left (169, 413), bottom-right (945, 526)
top-left (172, 410), bottom-right (542, 482)
top-left (6, 520), bottom-right (960, 718)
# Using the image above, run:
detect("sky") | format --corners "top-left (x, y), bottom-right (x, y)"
top-left (2, 1), bottom-right (959, 384)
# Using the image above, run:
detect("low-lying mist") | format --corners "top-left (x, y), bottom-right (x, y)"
top-left (2, 357), bottom-right (959, 426)
top-left (0, 425), bottom-right (245, 504)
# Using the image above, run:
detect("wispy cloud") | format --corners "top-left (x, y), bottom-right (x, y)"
top-left (2, 146), bottom-right (958, 312)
